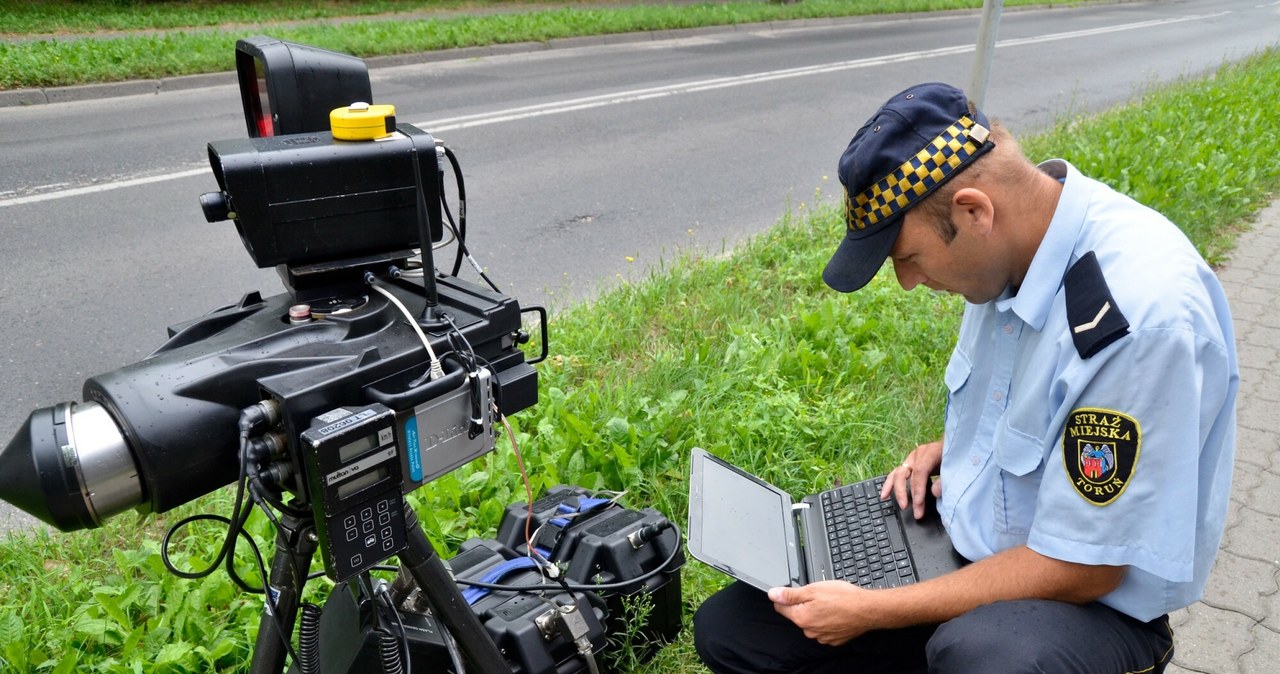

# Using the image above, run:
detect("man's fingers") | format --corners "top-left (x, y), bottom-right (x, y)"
top-left (768, 586), bottom-right (802, 606)
top-left (911, 471), bottom-right (930, 519)
top-left (895, 465), bottom-right (913, 509)
top-left (880, 462), bottom-right (911, 507)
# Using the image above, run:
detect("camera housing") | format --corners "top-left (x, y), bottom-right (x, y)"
top-left (201, 122), bottom-right (445, 300)
top-left (0, 36), bottom-right (538, 541)
top-left (0, 35), bottom-right (691, 674)
top-left (235, 36), bottom-right (373, 139)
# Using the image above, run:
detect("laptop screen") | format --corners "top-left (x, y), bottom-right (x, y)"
top-left (688, 448), bottom-right (798, 590)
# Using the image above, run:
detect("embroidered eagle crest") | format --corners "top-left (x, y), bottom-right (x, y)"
top-left (1062, 408), bottom-right (1141, 506)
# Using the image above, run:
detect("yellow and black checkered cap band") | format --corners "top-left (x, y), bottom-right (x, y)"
top-left (845, 116), bottom-right (990, 233)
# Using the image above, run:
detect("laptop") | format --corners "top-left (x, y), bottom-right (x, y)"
top-left (687, 447), bottom-right (966, 591)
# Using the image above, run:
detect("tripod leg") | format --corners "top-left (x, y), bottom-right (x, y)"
top-left (399, 505), bottom-right (510, 673)
top-left (249, 514), bottom-right (319, 674)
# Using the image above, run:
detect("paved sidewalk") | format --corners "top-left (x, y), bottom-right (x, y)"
top-left (1165, 199), bottom-right (1280, 674)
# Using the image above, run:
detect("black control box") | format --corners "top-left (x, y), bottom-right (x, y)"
top-left (448, 538), bottom-right (608, 674)
top-left (295, 580), bottom-right (452, 674)
top-left (496, 486), bottom-right (685, 650)
top-left (299, 403), bottom-right (408, 581)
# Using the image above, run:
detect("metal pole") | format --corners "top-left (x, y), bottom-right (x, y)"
top-left (969, 0), bottom-right (1004, 108)
top-left (249, 513), bottom-right (318, 674)
top-left (399, 504), bottom-right (511, 672)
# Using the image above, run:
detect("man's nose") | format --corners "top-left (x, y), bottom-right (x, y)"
top-left (892, 259), bottom-right (926, 291)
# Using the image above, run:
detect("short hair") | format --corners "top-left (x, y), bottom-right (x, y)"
top-left (911, 118), bottom-right (1031, 243)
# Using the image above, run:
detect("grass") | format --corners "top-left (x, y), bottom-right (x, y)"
top-left (0, 0), bottom-right (523, 33)
top-left (0, 37), bottom-right (1278, 674)
top-left (0, 0), bottom-right (1080, 90)
top-left (1019, 61), bottom-right (1280, 266)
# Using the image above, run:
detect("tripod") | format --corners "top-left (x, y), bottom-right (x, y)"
top-left (247, 504), bottom-right (509, 674)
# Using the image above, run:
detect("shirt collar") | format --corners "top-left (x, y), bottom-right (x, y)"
top-left (993, 159), bottom-right (1086, 330)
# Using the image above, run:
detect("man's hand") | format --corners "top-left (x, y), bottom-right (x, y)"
top-left (768, 581), bottom-right (878, 646)
top-left (880, 439), bottom-right (943, 519)
top-left (768, 548), bottom-right (1127, 648)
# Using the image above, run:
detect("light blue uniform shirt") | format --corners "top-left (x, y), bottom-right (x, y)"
top-left (938, 160), bottom-right (1238, 621)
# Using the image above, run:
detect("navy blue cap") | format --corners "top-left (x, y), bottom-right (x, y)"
top-left (823, 82), bottom-right (995, 292)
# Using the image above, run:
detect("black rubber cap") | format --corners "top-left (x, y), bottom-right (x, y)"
top-left (0, 405), bottom-right (96, 532)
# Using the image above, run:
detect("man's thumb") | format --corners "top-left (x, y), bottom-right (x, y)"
top-left (768, 586), bottom-right (797, 604)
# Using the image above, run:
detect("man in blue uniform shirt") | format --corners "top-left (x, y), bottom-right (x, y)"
top-left (693, 83), bottom-right (1237, 673)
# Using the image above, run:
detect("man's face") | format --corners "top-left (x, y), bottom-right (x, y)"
top-left (888, 207), bottom-right (1007, 304)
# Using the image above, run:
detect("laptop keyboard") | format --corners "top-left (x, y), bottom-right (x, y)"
top-left (821, 476), bottom-right (916, 589)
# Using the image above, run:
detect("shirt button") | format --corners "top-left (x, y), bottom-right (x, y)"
top-left (1002, 323), bottom-right (1014, 335)
top-left (993, 390), bottom-right (1004, 401)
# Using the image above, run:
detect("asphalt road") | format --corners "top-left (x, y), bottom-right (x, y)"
top-left (1, 0), bottom-right (1276, 532)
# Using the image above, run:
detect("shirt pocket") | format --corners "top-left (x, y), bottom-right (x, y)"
top-left (992, 419), bottom-right (1047, 542)
top-left (943, 352), bottom-right (973, 442)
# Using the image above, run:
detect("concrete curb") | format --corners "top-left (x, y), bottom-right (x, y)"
top-left (0, 11), bottom-right (969, 109)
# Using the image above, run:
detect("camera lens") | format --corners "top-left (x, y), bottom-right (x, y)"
top-left (0, 402), bottom-right (143, 531)
top-left (199, 191), bottom-right (232, 222)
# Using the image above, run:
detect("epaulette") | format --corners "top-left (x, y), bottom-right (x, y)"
top-left (1064, 251), bottom-right (1129, 359)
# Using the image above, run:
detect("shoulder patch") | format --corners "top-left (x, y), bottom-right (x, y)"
top-left (1062, 408), bottom-right (1141, 506)
top-left (1064, 251), bottom-right (1129, 358)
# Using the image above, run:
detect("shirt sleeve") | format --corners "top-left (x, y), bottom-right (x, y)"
top-left (1026, 325), bottom-right (1233, 584)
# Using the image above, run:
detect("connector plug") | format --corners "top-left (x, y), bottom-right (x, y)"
top-left (556, 604), bottom-right (600, 674)
top-left (627, 520), bottom-right (673, 549)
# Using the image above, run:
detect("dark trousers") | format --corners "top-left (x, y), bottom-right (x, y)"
top-left (693, 581), bottom-right (1174, 674)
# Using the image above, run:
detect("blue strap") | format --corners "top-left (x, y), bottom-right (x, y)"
top-left (462, 557), bottom-right (539, 605)
top-left (537, 497), bottom-right (617, 556)
top-left (577, 497), bottom-right (611, 512)
top-left (549, 498), bottom-right (611, 528)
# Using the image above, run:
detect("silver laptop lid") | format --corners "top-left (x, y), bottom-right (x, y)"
top-left (687, 447), bottom-right (802, 591)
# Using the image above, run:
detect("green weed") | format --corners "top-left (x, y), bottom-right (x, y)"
top-left (0, 40), bottom-right (1276, 674)
top-left (1021, 50), bottom-right (1280, 266)
top-left (2, 0), bottom-right (1082, 90)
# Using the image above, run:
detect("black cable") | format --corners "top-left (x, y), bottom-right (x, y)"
top-left (246, 462), bottom-right (310, 519)
top-left (441, 195), bottom-right (463, 278)
top-left (454, 522), bottom-right (682, 595)
top-left (441, 144), bottom-right (467, 278)
top-left (160, 404), bottom-right (306, 668)
top-left (301, 520), bottom-right (680, 593)
top-left (160, 426), bottom-right (256, 583)
top-left (242, 448), bottom-right (312, 601)
top-left (440, 217), bottom-right (500, 293)
top-left (437, 145), bottom-right (499, 293)
top-left (251, 519), bottom-right (303, 668)
top-left (440, 313), bottom-right (496, 441)
top-left (161, 512), bottom-right (264, 593)
top-left (297, 603), bottom-right (322, 674)
top-left (305, 564), bottom-right (402, 582)
top-left (245, 477), bottom-right (309, 600)
top-left (377, 628), bottom-right (405, 674)
top-left (375, 581), bottom-right (413, 674)
top-left (440, 621), bottom-right (468, 674)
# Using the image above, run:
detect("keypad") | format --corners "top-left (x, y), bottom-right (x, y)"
top-left (821, 476), bottom-right (916, 589)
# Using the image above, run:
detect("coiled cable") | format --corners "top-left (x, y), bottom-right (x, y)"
top-left (297, 602), bottom-right (322, 674)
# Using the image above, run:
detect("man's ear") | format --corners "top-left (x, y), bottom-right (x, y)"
top-left (951, 188), bottom-right (994, 236)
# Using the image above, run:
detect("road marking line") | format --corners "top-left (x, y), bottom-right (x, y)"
top-left (417, 12), bottom-right (1225, 131)
top-left (0, 11), bottom-right (1228, 208)
top-left (0, 168), bottom-right (209, 207)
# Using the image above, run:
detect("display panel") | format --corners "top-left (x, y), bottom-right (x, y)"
top-left (698, 460), bottom-right (792, 587)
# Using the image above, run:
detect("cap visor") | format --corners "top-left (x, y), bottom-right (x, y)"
top-left (822, 218), bottom-right (902, 293)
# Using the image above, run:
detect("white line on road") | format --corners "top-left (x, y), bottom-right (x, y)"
top-left (0, 168), bottom-right (210, 208)
top-left (0, 11), bottom-right (1227, 209)
top-left (418, 12), bottom-right (1225, 132)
